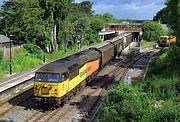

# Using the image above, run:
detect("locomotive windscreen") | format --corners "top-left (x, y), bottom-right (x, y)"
top-left (35, 73), bottom-right (61, 82)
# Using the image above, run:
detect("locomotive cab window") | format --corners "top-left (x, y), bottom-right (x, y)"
top-left (35, 73), bottom-right (47, 81)
top-left (47, 73), bottom-right (60, 82)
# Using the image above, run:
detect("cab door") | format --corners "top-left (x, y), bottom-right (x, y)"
top-left (60, 72), bottom-right (69, 97)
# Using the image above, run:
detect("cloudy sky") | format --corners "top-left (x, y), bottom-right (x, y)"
top-left (0, 0), bottom-right (166, 20)
top-left (75, 0), bottom-right (166, 20)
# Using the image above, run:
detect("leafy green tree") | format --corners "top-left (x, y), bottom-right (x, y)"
top-left (0, 0), bottom-right (73, 52)
top-left (0, 0), bottom-right (50, 51)
top-left (55, 0), bottom-right (72, 49)
top-left (166, 0), bottom-right (180, 44)
top-left (153, 7), bottom-right (168, 24)
top-left (102, 13), bottom-right (117, 23)
top-left (39, 0), bottom-right (72, 52)
top-left (0, 0), bottom-right (44, 41)
top-left (85, 28), bottom-right (99, 45)
top-left (142, 21), bottom-right (166, 42)
top-left (0, 1), bottom-right (12, 36)
top-left (90, 18), bottom-right (105, 34)
top-left (72, 18), bottom-right (89, 46)
top-left (39, 0), bottom-right (56, 52)
top-left (72, 1), bottom-right (93, 15)
top-left (58, 17), bottom-right (73, 50)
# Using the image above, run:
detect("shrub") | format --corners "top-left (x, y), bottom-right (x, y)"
top-left (98, 79), bottom-right (180, 122)
top-left (98, 83), bottom-right (147, 122)
top-left (142, 100), bottom-right (180, 122)
top-left (11, 49), bottom-right (43, 72)
top-left (24, 44), bottom-right (43, 59)
top-left (142, 21), bottom-right (166, 43)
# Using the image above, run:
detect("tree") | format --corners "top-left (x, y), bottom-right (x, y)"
top-left (142, 21), bottom-right (166, 42)
top-left (102, 13), bottom-right (117, 23)
top-left (0, 0), bottom-right (44, 44)
top-left (55, 0), bottom-right (72, 49)
top-left (72, 1), bottom-right (93, 15)
top-left (0, 0), bottom-right (73, 52)
top-left (72, 18), bottom-right (89, 46)
top-left (58, 17), bottom-right (73, 50)
top-left (90, 18), bottom-right (105, 33)
top-left (39, 0), bottom-right (72, 52)
top-left (166, 0), bottom-right (180, 44)
top-left (153, 7), bottom-right (168, 24)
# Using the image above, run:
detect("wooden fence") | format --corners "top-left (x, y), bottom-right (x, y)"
top-left (0, 45), bottom-right (23, 58)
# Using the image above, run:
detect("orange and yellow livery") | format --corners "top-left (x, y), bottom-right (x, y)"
top-left (159, 36), bottom-right (176, 47)
top-left (34, 49), bottom-right (101, 104)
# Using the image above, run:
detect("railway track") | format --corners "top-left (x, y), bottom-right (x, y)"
top-left (81, 49), bottom-right (158, 121)
top-left (52, 49), bottom-right (153, 122)
top-left (0, 47), bottom-right (159, 122)
top-left (0, 88), bottom-right (33, 117)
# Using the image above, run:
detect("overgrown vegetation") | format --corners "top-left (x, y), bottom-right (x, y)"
top-left (0, 45), bottom-right (79, 79)
top-left (141, 21), bottom-right (166, 43)
top-left (0, 49), bottom-right (42, 79)
top-left (98, 0), bottom-right (180, 120)
top-left (97, 47), bottom-right (180, 121)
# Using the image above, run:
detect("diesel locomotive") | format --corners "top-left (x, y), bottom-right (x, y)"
top-left (159, 36), bottom-right (176, 47)
top-left (34, 33), bottom-right (133, 105)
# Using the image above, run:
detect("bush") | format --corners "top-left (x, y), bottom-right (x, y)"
top-left (24, 44), bottom-right (43, 59)
top-left (142, 100), bottom-right (180, 122)
top-left (98, 79), bottom-right (180, 122)
top-left (149, 45), bottom-right (180, 75)
top-left (142, 21), bottom-right (166, 42)
top-left (98, 83), bottom-right (148, 122)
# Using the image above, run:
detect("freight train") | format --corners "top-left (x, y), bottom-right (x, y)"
top-left (34, 33), bottom-right (133, 105)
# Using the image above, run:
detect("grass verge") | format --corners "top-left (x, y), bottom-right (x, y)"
top-left (0, 41), bottom-right (100, 80)
top-left (141, 40), bottom-right (156, 47)
top-left (0, 46), bottom-right (79, 80)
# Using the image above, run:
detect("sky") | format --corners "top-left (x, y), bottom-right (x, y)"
top-left (75, 0), bottom-right (166, 20)
top-left (0, 0), bottom-right (166, 20)
top-left (0, 0), bottom-right (7, 9)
